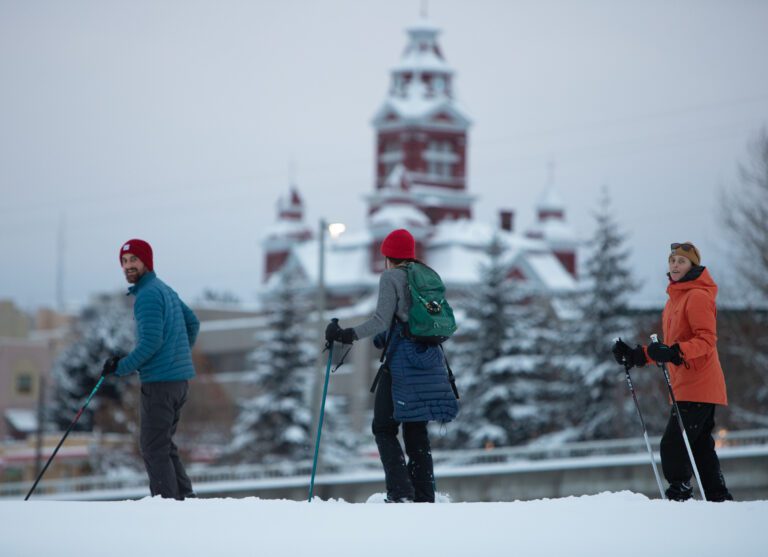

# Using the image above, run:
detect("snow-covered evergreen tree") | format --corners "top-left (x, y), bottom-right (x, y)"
top-left (473, 236), bottom-right (511, 367)
top-left (50, 292), bottom-right (137, 434)
top-left (446, 236), bottom-right (573, 448)
top-left (488, 293), bottom-right (578, 446)
top-left (228, 271), bottom-right (315, 463)
top-left (228, 269), bottom-right (363, 467)
top-left (565, 188), bottom-right (640, 440)
top-left (446, 235), bottom-right (512, 447)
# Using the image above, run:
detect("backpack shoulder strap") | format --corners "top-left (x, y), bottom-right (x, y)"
top-left (439, 345), bottom-right (460, 400)
top-left (369, 318), bottom-right (398, 393)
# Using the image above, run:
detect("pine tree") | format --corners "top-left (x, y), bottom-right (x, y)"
top-left (228, 271), bottom-right (316, 464)
top-left (446, 236), bottom-right (572, 447)
top-left (474, 236), bottom-right (511, 367)
top-left (566, 188), bottom-right (639, 440)
top-left (446, 235), bottom-right (512, 447)
top-left (50, 292), bottom-right (137, 434)
top-left (491, 293), bottom-right (577, 446)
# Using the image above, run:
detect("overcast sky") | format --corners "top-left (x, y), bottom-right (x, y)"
top-left (2, 0), bottom-right (767, 311)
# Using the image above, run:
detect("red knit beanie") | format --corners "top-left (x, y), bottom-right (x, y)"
top-left (381, 229), bottom-right (415, 259)
top-left (119, 239), bottom-right (154, 271)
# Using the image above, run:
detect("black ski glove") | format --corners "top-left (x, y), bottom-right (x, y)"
top-left (101, 355), bottom-right (121, 377)
top-left (325, 321), bottom-right (357, 344)
top-left (647, 342), bottom-right (684, 366)
top-left (612, 338), bottom-right (647, 369)
top-left (373, 331), bottom-right (388, 349)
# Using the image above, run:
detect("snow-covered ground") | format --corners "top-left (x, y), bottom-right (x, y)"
top-left (0, 491), bottom-right (764, 556)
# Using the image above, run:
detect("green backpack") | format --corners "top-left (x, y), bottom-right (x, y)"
top-left (403, 262), bottom-right (457, 345)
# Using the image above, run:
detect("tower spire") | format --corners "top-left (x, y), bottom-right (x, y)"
top-left (547, 158), bottom-right (556, 189)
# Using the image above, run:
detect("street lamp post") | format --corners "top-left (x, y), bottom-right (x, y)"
top-left (309, 219), bottom-right (345, 475)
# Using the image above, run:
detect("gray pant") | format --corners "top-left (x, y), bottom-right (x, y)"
top-left (140, 380), bottom-right (193, 499)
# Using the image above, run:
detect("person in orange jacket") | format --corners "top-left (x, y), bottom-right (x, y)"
top-left (612, 242), bottom-right (733, 501)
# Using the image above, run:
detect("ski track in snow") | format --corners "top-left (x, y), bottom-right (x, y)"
top-left (0, 491), bottom-right (764, 557)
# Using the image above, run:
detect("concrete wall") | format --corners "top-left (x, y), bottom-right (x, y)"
top-left (193, 450), bottom-right (768, 503)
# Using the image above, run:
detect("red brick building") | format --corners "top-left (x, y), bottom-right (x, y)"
top-left (263, 18), bottom-right (579, 297)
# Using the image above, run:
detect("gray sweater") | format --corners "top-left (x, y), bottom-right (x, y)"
top-left (353, 267), bottom-right (411, 339)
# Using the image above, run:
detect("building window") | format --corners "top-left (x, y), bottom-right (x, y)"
top-left (424, 141), bottom-right (455, 178)
top-left (2, 467), bottom-right (23, 483)
top-left (15, 373), bottom-right (33, 395)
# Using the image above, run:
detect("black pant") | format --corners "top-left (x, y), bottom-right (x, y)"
top-left (659, 402), bottom-right (731, 501)
top-left (140, 380), bottom-right (194, 499)
top-left (372, 370), bottom-right (435, 502)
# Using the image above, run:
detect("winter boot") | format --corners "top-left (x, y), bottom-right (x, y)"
top-left (412, 481), bottom-right (435, 503)
top-left (384, 497), bottom-right (414, 503)
top-left (706, 489), bottom-right (734, 502)
top-left (666, 481), bottom-right (693, 501)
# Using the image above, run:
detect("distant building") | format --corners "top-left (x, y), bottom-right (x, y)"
top-left (0, 301), bottom-right (70, 441)
top-left (263, 18), bottom-right (579, 298)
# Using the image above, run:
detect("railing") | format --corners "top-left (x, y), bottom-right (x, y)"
top-left (3, 428), bottom-right (767, 500)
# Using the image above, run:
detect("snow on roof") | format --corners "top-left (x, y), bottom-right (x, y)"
top-left (527, 218), bottom-right (578, 246)
top-left (426, 243), bottom-right (492, 285)
top-left (199, 316), bottom-right (268, 333)
top-left (374, 96), bottom-right (471, 126)
top-left (369, 204), bottom-right (430, 228)
top-left (367, 185), bottom-right (475, 214)
top-left (518, 252), bottom-right (577, 292)
top-left (424, 220), bottom-right (575, 290)
top-left (4, 409), bottom-right (37, 433)
top-left (409, 184), bottom-right (476, 204)
top-left (429, 218), bottom-right (542, 251)
top-left (392, 49), bottom-right (452, 74)
top-left (381, 95), bottom-right (444, 119)
top-left (287, 239), bottom-right (379, 291)
top-left (405, 19), bottom-right (442, 36)
top-left (265, 218), bottom-right (574, 296)
top-left (538, 184), bottom-right (565, 211)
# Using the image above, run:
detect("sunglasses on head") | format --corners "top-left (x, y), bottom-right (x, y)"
top-left (671, 243), bottom-right (695, 252)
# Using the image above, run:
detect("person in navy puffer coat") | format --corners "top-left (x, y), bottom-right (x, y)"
top-left (101, 239), bottom-right (199, 500)
top-left (325, 229), bottom-right (459, 503)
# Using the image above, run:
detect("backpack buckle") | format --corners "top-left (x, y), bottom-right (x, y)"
top-left (425, 300), bottom-right (442, 314)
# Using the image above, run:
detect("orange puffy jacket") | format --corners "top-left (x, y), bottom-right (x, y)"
top-left (649, 267), bottom-right (727, 405)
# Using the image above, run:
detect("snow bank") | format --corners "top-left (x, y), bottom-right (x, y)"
top-left (1, 491), bottom-right (763, 556)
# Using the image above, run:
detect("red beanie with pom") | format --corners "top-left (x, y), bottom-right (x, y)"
top-left (381, 229), bottom-right (415, 260)
top-left (119, 239), bottom-right (154, 271)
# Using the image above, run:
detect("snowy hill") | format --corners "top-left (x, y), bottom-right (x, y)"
top-left (1, 491), bottom-right (764, 556)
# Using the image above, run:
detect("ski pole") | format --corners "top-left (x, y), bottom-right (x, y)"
top-left (650, 334), bottom-right (707, 501)
top-left (613, 338), bottom-right (666, 499)
top-left (25, 376), bottom-right (106, 500)
top-left (308, 322), bottom-right (336, 502)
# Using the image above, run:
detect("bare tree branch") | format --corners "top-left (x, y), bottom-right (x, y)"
top-left (721, 128), bottom-right (768, 298)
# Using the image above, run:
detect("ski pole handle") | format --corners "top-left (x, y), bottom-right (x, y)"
top-left (324, 318), bottom-right (340, 351)
top-left (612, 337), bottom-right (631, 371)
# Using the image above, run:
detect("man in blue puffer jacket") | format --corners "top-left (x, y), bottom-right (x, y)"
top-left (101, 239), bottom-right (199, 499)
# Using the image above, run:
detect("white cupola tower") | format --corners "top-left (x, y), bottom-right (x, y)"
top-left (369, 18), bottom-right (474, 226)
top-left (262, 186), bottom-right (312, 281)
